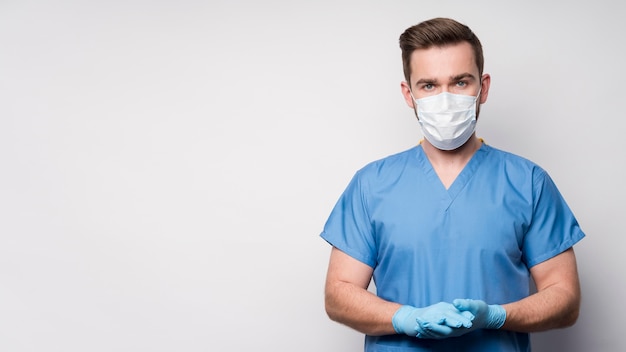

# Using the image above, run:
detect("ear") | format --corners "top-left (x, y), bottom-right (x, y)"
top-left (479, 74), bottom-right (491, 104)
top-left (400, 81), bottom-right (415, 109)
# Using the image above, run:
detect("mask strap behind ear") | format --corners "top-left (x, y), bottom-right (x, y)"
top-left (409, 89), bottom-right (419, 120)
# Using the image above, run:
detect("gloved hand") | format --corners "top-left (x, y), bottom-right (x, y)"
top-left (392, 303), bottom-right (473, 338)
top-left (453, 298), bottom-right (506, 330)
top-left (411, 299), bottom-right (506, 339)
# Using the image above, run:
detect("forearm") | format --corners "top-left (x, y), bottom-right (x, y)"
top-left (501, 284), bottom-right (580, 332)
top-left (501, 248), bottom-right (581, 332)
top-left (325, 279), bottom-right (401, 336)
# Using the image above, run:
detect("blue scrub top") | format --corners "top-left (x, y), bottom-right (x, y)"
top-left (321, 143), bottom-right (585, 352)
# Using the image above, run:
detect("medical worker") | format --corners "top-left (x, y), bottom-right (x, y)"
top-left (320, 17), bottom-right (585, 351)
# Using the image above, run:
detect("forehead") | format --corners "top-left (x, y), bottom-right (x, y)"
top-left (409, 42), bottom-right (478, 81)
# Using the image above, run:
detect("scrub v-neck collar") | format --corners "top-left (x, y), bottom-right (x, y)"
top-left (415, 142), bottom-right (490, 205)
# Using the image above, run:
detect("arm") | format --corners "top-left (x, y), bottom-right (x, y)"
top-left (324, 247), bottom-right (401, 335)
top-left (501, 247), bottom-right (581, 332)
top-left (325, 246), bottom-right (475, 337)
top-left (417, 248), bottom-right (581, 339)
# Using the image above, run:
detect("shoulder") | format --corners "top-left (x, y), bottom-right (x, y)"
top-left (354, 145), bottom-right (420, 180)
top-left (482, 144), bottom-right (549, 181)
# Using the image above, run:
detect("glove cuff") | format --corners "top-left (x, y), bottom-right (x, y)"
top-left (486, 304), bottom-right (507, 329)
top-left (391, 305), bottom-right (414, 334)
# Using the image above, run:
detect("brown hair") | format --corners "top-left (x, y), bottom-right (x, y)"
top-left (399, 18), bottom-right (484, 85)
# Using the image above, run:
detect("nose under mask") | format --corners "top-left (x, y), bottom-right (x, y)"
top-left (412, 90), bottom-right (480, 150)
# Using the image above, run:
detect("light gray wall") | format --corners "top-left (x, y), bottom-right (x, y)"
top-left (0, 1), bottom-right (622, 351)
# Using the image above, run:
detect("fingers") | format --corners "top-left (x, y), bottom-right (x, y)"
top-left (443, 311), bottom-right (473, 328)
top-left (427, 302), bottom-right (473, 328)
top-left (416, 318), bottom-right (453, 339)
top-left (416, 317), bottom-right (473, 339)
top-left (453, 298), bottom-right (480, 314)
top-left (411, 300), bottom-right (491, 339)
top-left (460, 310), bottom-right (475, 322)
top-left (452, 298), bottom-right (469, 310)
top-left (412, 299), bottom-right (501, 339)
top-left (415, 306), bottom-right (473, 339)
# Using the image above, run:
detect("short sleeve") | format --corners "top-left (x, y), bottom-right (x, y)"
top-left (522, 168), bottom-right (586, 267)
top-left (320, 171), bottom-right (377, 268)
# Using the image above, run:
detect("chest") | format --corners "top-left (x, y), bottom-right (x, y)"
top-left (367, 170), bottom-right (532, 252)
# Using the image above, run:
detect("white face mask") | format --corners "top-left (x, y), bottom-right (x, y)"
top-left (412, 89), bottom-right (481, 150)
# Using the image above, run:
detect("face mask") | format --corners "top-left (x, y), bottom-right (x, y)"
top-left (412, 89), bottom-right (480, 150)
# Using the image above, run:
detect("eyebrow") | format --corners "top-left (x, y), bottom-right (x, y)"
top-left (414, 72), bottom-right (477, 86)
top-left (451, 72), bottom-right (477, 82)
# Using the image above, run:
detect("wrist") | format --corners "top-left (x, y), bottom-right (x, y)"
top-left (486, 304), bottom-right (506, 329)
top-left (392, 305), bottom-right (415, 334)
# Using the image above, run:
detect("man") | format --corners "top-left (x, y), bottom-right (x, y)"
top-left (320, 17), bottom-right (585, 351)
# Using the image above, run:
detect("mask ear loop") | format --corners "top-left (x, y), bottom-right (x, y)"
top-left (475, 80), bottom-right (483, 116)
top-left (409, 89), bottom-right (420, 121)
top-left (409, 89), bottom-right (426, 145)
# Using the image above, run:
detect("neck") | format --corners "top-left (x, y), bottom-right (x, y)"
top-left (421, 135), bottom-right (482, 167)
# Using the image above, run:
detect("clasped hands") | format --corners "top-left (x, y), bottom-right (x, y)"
top-left (392, 299), bottom-right (506, 339)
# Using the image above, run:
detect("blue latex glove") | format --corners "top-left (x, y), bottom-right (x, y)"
top-left (414, 299), bottom-right (506, 339)
top-left (392, 303), bottom-right (473, 338)
top-left (453, 298), bottom-right (506, 330)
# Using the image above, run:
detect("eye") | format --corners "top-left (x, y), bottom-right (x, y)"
top-left (456, 81), bottom-right (467, 87)
top-left (423, 83), bottom-right (434, 90)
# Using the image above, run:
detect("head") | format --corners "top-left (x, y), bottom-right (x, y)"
top-left (399, 18), bottom-right (490, 151)
top-left (399, 17), bottom-right (484, 87)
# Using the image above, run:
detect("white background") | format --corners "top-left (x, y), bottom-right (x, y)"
top-left (0, 1), bottom-right (623, 351)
